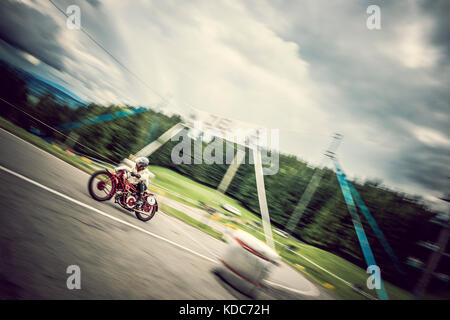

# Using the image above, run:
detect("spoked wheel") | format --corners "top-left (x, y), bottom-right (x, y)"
top-left (88, 170), bottom-right (116, 201)
top-left (135, 195), bottom-right (158, 222)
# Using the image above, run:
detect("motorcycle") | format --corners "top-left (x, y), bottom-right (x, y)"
top-left (88, 169), bottom-right (158, 222)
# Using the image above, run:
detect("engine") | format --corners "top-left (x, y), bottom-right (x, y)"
top-left (115, 191), bottom-right (156, 212)
top-left (115, 191), bottom-right (136, 210)
top-left (125, 195), bottom-right (138, 209)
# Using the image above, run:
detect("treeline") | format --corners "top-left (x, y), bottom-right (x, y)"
top-left (0, 62), bottom-right (441, 290)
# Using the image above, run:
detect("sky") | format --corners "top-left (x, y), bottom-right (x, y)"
top-left (0, 0), bottom-right (448, 212)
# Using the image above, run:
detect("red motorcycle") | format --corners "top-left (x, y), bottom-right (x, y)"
top-left (88, 169), bottom-right (158, 222)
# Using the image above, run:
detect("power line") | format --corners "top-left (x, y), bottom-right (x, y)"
top-left (47, 0), bottom-right (175, 109)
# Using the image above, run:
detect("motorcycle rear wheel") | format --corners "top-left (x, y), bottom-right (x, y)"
top-left (135, 204), bottom-right (157, 222)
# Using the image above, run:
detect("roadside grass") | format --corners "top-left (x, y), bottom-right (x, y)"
top-left (0, 116), bottom-right (414, 300)
top-left (119, 155), bottom-right (416, 300)
top-left (147, 165), bottom-right (296, 240)
top-left (147, 167), bottom-right (340, 253)
top-left (148, 167), bottom-right (413, 300)
top-left (148, 165), bottom-right (261, 220)
top-left (159, 203), bottom-right (225, 242)
top-left (280, 245), bottom-right (412, 300)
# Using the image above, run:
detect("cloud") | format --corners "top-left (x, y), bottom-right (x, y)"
top-left (420, 0), bottom-right (450, 63)
top-left (0, 0), bottom-right (68, 71)
top-left (392, 143), bottom-right (450, 193)
top-left (379, 22), bottom-right (441, 69)
top-left (412, 126), bottom-right (450, 148)
top-left (86, 0), bottom-right (101, 8)
top-left (21, 52), bottom-right (40, 66)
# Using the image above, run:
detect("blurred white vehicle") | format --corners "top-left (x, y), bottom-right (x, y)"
top-left (214, 230), bottom-right (280, 298)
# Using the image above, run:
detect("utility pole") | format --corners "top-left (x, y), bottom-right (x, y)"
top-left (413, 195), bottom-right (449, 299)
top-left (285, 133), bottom-right (342, 233)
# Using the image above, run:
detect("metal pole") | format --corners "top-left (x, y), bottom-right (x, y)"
top-left (134, 122), bottom-right (185, 158)
top-left (253, 147), bottom-right (275, 249)
top-left (285, 133), bottom-right (342, 233)
top-left (413, 221), bottom-right (449, 299)
top-left (217, 146), bottom-right (246, 193)
top-left (332, 157), bottom-right (389, 300)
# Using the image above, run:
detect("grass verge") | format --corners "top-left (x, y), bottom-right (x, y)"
top-left (159, 203), bottom-right (225, 242)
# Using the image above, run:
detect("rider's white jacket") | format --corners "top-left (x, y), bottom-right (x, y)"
top-left (114, 165), bottom-right (154, 187)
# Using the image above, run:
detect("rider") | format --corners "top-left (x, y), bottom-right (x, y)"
top-left (116, 156), bottom-right (152, 207)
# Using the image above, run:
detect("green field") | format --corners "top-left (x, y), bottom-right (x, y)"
top-left (148, 165), bottom-right (261, 219)
top-left (146, 164), bottom-right (412, 300)
top-left (0, 116), bottom-right (413, 300)
top-left (159, 203), bottom-right (225, 242)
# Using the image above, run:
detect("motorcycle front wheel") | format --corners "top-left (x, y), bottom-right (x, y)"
top-left (88, 170), bottom-right (116, 201)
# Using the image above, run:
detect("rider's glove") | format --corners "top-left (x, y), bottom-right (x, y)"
top-left (131, 172), bottom-right (141, 179)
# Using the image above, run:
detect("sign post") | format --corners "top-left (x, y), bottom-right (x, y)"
top-left (217, 147), bottom-right (246, 193)
top-left (253, 147), bottom-right (275, 249)
top-left (134, 123), bottom-right (185, 158)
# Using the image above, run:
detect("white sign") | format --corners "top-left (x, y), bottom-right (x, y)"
top-left (186, 108), bottom-right (275, 149)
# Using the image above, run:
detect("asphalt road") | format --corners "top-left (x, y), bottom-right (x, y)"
top-left (0, 128), bottom-right (331, 299)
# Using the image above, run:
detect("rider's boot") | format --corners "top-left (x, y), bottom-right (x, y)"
top-left (135, 193), bottom-right (144, 208)
top-left (135, 181), bottom-right (145, 208)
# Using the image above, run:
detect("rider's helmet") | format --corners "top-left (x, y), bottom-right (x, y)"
top-left (135, 157), bottom-right (149, 172)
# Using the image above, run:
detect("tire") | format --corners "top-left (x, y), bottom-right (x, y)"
top-left (135, 203), bottom-right (158, 222)
top-left (88, 170), bottom-right (116, 201)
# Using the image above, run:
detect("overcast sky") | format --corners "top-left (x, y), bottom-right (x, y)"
top-left (0, 0), bottom-right (448, 212)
